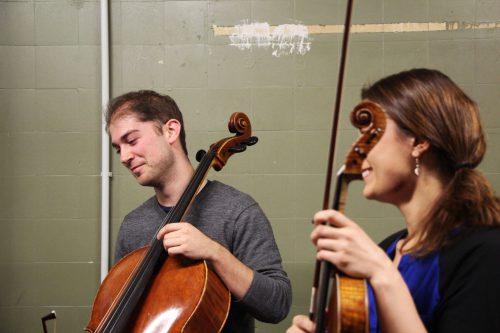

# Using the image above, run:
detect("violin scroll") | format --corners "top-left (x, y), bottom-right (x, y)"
top-left (344, 101), bottom-right (387, 179)
top-left (350, 101), bottom-right (385, 133)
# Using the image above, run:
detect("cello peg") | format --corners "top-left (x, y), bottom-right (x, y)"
top-left (243, 136), bottom-right (258, 146)
top-left (228, 144), bottom-right (247, 153)
top-left (196, 149), bottom-right (207, 162)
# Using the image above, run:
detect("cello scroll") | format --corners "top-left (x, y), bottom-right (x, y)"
top-left (196, 112), bottom-right (258, 171)
top-left (208, 112), bottom-right (258, 170)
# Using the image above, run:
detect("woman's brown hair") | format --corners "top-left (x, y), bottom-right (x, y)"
top-left (361, 68), bottom-right (500, 256)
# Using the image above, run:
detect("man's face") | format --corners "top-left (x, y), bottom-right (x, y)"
top-left (109, 114), bottom-right (174, 187)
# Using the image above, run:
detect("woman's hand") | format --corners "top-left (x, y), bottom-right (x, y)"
top-left (286, 315), bottom-right (314, 333)
top-left (311, 209), bottom-right (391, 280)
top-left (302, 210), bottom-right (427, 333)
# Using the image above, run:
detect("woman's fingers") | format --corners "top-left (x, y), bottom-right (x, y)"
top-left (313, 209), bottom-right (353, 228)
top-left (286, 315), bottom-right (315, 333)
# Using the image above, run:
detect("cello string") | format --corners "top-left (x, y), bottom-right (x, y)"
top-left (100, 149), bottom-right (217, 332)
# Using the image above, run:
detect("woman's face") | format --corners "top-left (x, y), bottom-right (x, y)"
top-left (361, 117), bottom-right (417, 206)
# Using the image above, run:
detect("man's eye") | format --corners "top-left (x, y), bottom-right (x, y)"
top-left (129, 139), bottom-right (137, 145)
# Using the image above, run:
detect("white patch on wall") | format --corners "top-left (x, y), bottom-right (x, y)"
top-left (228, 22), bottom-right (312, 57)
top-left (216, 21), bottom-right (500, 57)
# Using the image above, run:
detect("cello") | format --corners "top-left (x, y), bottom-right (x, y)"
top-left (86, 112), bottom-right (258, 333)
top-left (308, 0), bottom-right (388, 332)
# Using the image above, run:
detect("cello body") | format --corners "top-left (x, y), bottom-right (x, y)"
top-left (86, 247), bottom-right (230, 333)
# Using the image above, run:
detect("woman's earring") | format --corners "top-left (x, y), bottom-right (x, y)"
top-left (414, 157), bottom-right (420, 176)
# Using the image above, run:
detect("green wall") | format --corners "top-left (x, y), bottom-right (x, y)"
top-left (0, 0), bottom-right (499, 332)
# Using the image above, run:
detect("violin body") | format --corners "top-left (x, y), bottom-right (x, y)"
top-left (86, 246), bottom-right (230, 333)
top-left (312, 100), bottom-right (386, 333)
top-left (306, 0), bottom-right (387, 331)
top-left (327, 273), bottom-right (368, 333)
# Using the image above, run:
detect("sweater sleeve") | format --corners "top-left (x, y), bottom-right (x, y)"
top-left (433, 228), bottom-right (500, 332)
top-left (232, 202), bottom-right (292, 323)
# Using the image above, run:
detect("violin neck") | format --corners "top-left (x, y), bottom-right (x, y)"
top-left (331, 166), bottom-right (348, 212)
top-left (313, 167), bottom-right (350, 333)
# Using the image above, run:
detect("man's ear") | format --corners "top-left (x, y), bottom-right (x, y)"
top-left (162, 119), bottom-right (182, 145)
top-left (411, 137), bottom-right (431, 158)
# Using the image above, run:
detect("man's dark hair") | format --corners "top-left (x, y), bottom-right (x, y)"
top-left (106, 90), bottom-right (188, 155)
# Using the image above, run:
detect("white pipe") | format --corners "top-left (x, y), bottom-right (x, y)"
top-left (100, 0), bottom-right (111, 282)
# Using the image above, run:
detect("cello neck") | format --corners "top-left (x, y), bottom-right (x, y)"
top-left (96, 149), bottom-right (217, 333)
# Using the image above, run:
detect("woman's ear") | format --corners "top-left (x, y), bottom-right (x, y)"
top-left (411, 137), bottom-right (431, 158)
top-left (162, 119), bottom-right (181, 145)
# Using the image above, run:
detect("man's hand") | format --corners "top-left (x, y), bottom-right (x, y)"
top-left (157, 222), bottom-right (220, 260)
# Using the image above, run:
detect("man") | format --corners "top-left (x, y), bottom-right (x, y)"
top-left (107, 90), bottom-right (292, 332)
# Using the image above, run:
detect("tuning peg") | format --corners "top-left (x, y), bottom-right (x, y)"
top-left (244, 136), bottom-right (258, 146)
top-left (229, 144), bottom-right (247, 153)
top-left (196, 149), bottom-right (206, 162)
top-left (354, 146), bottom-right (366, 158)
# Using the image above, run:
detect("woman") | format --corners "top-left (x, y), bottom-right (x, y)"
top-left (288, 68), bottom-right (500, 333)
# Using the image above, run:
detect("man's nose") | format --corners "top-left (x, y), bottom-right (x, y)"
top-left (120, 147), bottom-right (133, 166)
